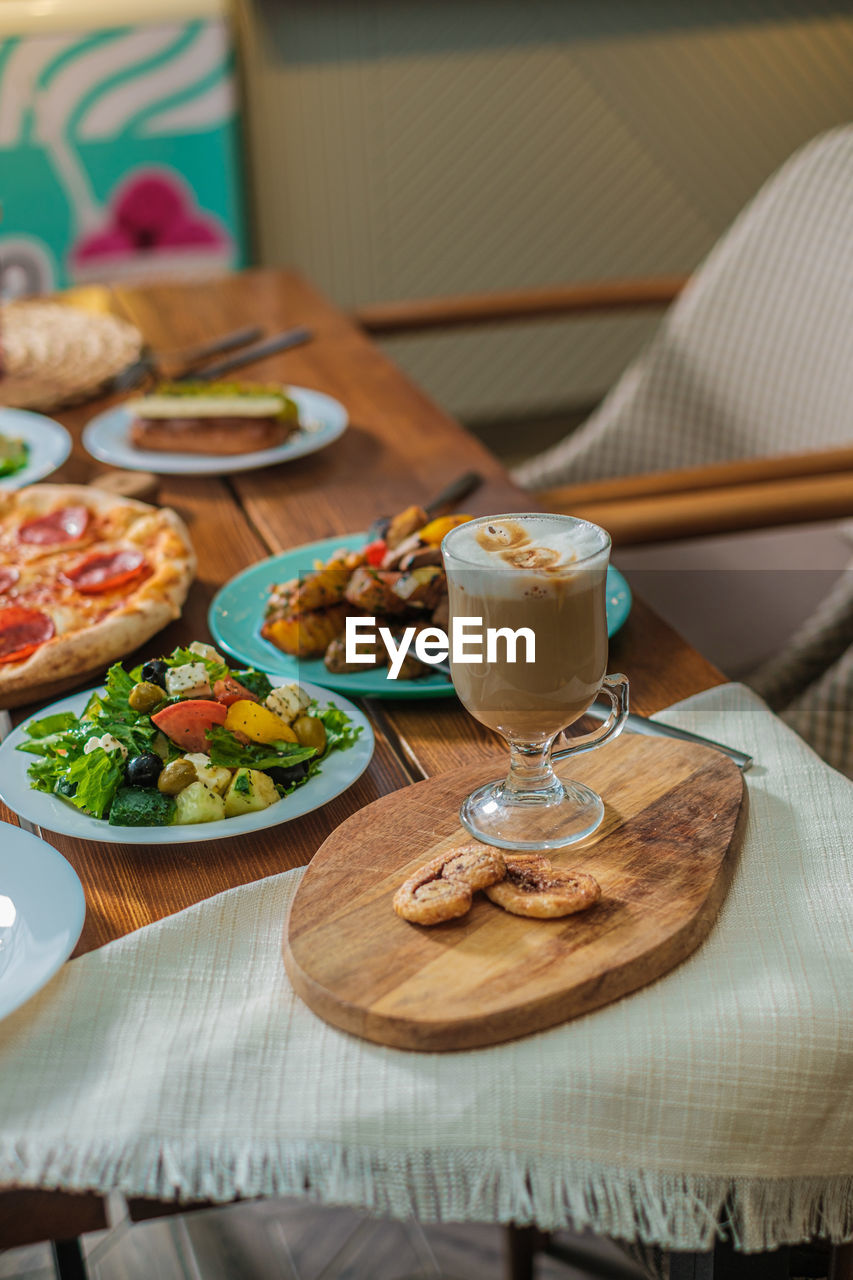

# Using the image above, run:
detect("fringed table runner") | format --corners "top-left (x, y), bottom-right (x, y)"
top-left (0, 685), bottom-right (850, 1254)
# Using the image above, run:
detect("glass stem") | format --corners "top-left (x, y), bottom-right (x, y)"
top-left (504, 738), bottom-right (561, 802)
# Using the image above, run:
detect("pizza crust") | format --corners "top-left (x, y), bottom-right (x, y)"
top-left (0, 485), bottom-right (196, 709)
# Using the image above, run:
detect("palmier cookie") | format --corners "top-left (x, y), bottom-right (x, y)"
top-left (393, 846), bottom-right (506, 926)
top-left (485, 856), bottom-right (601, 919)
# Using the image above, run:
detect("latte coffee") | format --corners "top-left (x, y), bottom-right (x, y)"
top-left (443, 514), bottom-right (610, 742)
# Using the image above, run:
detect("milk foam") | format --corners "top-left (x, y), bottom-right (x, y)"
top-left (444, 515), bottom-right (609, 599)
top-left (446, 515), bottom-right (607, 570)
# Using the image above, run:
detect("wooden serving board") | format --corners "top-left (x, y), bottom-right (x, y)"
top-left (283, 733), bottom-right (746, 1051)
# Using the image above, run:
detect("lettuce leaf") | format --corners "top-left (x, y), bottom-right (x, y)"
top-left (205, 726), bottom-right (316, 771)
top-left (315, 702), bottom-right (363, 755)
top-left (63, 748), bottom-right (124, 819)
top-left (22, 711), bottom-right (79, 739)
top-left (231, 669), bottom-right (273, 700)
top-left (82, 663), bottom-right (158, 756)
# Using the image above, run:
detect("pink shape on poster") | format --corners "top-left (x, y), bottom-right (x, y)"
top-left (70, 169), bottom-right (228, 266)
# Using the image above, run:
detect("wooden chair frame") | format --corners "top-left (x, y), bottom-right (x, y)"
top-left (353, 279), bottom-right (853, 542)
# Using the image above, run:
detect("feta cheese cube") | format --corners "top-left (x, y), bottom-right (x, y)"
top-left (182, 753), bottom-right (233, 795)
top-left (84, 733), bottom-right (128, 760)
top-left (165, 662), bottom-right (211, 699)
top-left (265, 682), bottom-right (311, 724)
top-left (188, 641), bottom-right (223, 664)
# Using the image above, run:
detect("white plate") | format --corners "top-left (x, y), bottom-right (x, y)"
top-left (0, 407), bottom-right (72, 489)
top-left (0, 678), bottom-right (374, 845)
top-left (82, 386), bottom-right (348, 476)
top-left (0, 821), bottom-right (85, 1021)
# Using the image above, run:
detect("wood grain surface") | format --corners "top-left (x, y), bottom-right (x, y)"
top-left (284, 733), bottom-right (745, 1051)
top-left (0, 270), bottom-right (728, 1246)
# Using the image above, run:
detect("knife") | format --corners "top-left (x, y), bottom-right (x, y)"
top-left (183, 326), bottom-right (313, 382)
top-left (576, 700), bottom-right (753, 771)
top-left (113, 325), bottom-right (264, 392)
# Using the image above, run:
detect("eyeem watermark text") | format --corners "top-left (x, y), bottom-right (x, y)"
top-left (346, 616), bottom-right (535, 679)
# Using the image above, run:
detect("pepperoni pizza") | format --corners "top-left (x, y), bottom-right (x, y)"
top-left (0, 484), bottom-right (195, 707)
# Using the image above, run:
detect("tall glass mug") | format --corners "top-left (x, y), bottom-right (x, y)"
top-left (442, 513), bottom-right (629, 850)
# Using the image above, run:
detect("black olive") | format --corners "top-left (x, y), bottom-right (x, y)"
top-left (126, 752), bottom-right (164, 788)
top-left (140, 658), bottom-right (168, 689)
top-left (266, 760), bottom-right (310, 787)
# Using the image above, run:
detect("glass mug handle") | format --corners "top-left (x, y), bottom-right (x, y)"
top-left (552, 673), bottom-right (629, 763)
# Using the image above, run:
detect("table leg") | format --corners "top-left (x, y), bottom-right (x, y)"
top-left (830, 1242), bottom-right (853, 1280)
top-left (50, 1237), bottom-right (88, 1280)
top-left (667, 1253), bottom-right (715, 1279)
top-left (506, 1224), bottom-right (543, 1280)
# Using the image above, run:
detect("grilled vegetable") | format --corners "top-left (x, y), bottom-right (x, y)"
top-left (344, 567), bottom-right (407, 614)
top-left (398, 545), bottom-right (443, 571)
top-left (416, 514), bottom-right (471, 545)
top-left (261, 605), bottom-right (349, 658)
top-left (386, 505), bottom-right (428, 549)
top-left (290, 548), bottom-right (364, 612)
top-left (364, 538), bottom-right (387, 567)
top-left (393, 565), bottom-right (446, 609)
top-left (324, 635), bottom-right (385, 674)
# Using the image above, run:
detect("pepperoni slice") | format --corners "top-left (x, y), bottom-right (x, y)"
top-left (61, 548), bottom-right (150, 595)
top-left (19, 505), bottom-right (91, 546)
top-left (0, 568), bottom-right (19, 594)
top-left (0, 605), bottom-right (54, 663)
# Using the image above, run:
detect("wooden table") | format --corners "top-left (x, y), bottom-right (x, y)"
top-left (0, 268), bottom-right (725, 1257)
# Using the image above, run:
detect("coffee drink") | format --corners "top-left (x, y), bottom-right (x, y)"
top-left (443, 514), bottom-right (609, 742)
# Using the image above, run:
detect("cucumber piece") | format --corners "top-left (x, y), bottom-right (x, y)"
top-left (108, 786), bottom-right (176, 827)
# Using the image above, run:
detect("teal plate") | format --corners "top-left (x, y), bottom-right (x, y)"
top-left (209, 533), bottom-right (632, 699)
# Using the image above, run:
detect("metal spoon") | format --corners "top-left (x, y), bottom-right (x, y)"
top-left (431, 665), bottom-right (752, 770)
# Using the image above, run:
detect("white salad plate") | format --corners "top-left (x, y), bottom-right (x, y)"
top-left (0, 678), bottom-right (374, 845)
top-left (0, 407), bottom-right (72, 489)
top-left (0, 821), bottom-right (85, 1021)
top-left (81, 385), bottom-right (348, 476)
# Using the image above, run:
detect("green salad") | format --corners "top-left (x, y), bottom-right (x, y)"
top-left (17, 641), bottom-right (360, 827)
top-left (0, 432), bottom-right (29, 479)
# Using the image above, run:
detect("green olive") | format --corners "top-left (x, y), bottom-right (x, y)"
top-left (129, 681), bottom-right (166, 714)
top-left (157, 759), bottom-right (198, 795)
top-left (292, 714), bottom-right (327, 754)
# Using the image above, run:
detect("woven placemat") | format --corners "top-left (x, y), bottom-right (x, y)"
top-left (0, 301), bottom-right (142, 410)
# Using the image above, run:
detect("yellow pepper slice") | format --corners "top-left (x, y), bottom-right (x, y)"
top-left (416, 514), bottom-right (472, 546)
top-left (224, 699), bottom-right (298, 744)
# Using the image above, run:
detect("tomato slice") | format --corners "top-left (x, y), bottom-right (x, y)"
top-left (19, 505), bottom-right (91, 545)
top-left (0, 568), bottom-right (19, 594)
top-left (61, 549), bottom-right (150, 595)
top-left (151, 699), bottom-right (228, 754)
top-left (213, 676), bottom-right (260, 707)
top-left (0, 605), bottom-right (54, 663)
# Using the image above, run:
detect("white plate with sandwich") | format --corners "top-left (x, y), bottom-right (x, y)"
top-left (82, 383), bottom-right (348, 476)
